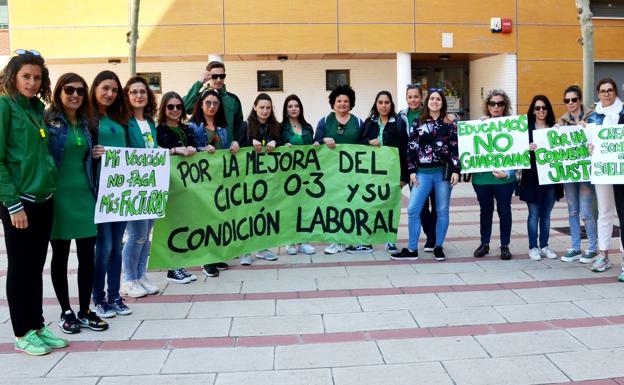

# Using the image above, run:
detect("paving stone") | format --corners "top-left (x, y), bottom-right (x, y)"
top-left (316, 276), bottom-right (393, 290)
top-left (358, 293), bottom-right (445, 311)
top-left (49, 350), bottom-right (169, 377)
top-left (216, 368), bottom-right (333, 385)
top-left (275, 341), bottom-right (383, 369)
top-left (213, 269), bottom-right (278, 281)
top-left (162, 347), bottom-right (274, 373)
top-left (574, 298), bottom-right (624, 317)
top-left (276, 297), bottom-right (361, 315)
top-left (132, 318), bottom-right (231, 339)
top-left (124, 302), bottom-right (192, 320)
top-left (494, 302), bottom-right (591, 322)
top-left (548, 348), bottom-right (624, 381)
top-left (411, 306), bottom-right (507, 327)
top-left (378, 336), bottom-right (488, 363)
top-left (99, 374), bottom-right (216, 385)
top-left (241, 278), bottom-right (317, 293)
top-left (567, 324), bottom-right (624, 349)
top-left (324, 310), bottom-right (417, 332)
top-left (55, 319), bottom-right (141, 342)
top-left (475, 330), bottom-right (587, 357)
top-left (0, 352), bottom-right (64, 378)
top-left (443, 355), bottom-right (568, 385)
top-left (230, 314), bottom-right (323, 336)
top-left (585, 283), bottom-right (624, 298)
top-left (458, 270), bottom-right (535, 284)
top-left (387, 273), bottom-right (464, 287)
top-left (278, 267), bottom-right (348, 280)
top-left (475, 259), bottom-right (549, 271)
top-left (311, 254), bottom-right (376, 263)
top-left (162, 280), bottom-right (242, 295)
top-left (188, 300), bottom-right (275, 318)
top-left (333, 362), bottom-right (454, 385)
top-left (0, 379), bottom-right (98, 385)
top-left (411, 262), bottom-right (484, 274)
top-left (513, 285), bottom-right (605, 303)
top-left (346, 265), bottom-right (417, 276)
top-left (438, 290), bottom-right (525, 307)
top-left (525, 267), bottom-right (602, 280)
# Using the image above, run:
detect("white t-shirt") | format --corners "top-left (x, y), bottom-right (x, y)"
top-left (137, 119), bottom-right (154, 148)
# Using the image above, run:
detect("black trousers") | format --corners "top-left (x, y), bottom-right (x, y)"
top-left (50, 237), bottom-right (96, 316)
top-left (420, 190), bottom-right (437, 244)
top-left (1, 199), bottom-right (53, 337)
top-left (613, 185), bottom-right (624, 249)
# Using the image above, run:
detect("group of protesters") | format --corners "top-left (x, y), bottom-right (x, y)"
top-left (1, 49), bottom-right (623, 356)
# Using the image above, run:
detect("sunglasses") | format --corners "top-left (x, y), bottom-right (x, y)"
top-left (210, 74), bottom-right (226, 80)
top-left (62, 85), bottom-right (86, 97)
top-left (128, 89), bottom-right (147, 96)
top-left (15, 49), bottom-right (41, 56)
top-left (534, 106), bottom-right (548, 112)
top-left (428, 87), bottom-right (444, 93)
top-left (563, 97), bottom-right (579, 104)
top-left (599, 88), bottom-right (615, 96)
top-left (203, 100), bottom-right (220, 107)
top-left (488, 101), bottom-right (506, 108)
top-left (337, 123), bottom-right (346, 135)
top-left (166, 104), bottom-right (183, 111)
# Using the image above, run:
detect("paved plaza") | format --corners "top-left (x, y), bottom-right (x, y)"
top-left (1, 182), bottom-right (624, 385)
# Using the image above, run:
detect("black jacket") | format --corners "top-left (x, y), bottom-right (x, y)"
top-left (359, 115), bottom-right (409, 184)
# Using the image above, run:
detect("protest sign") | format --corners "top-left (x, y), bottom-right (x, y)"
top-left (591, 124), bottom-right (624, 184)
top-left (150, 145), bottom-right (401, 269)
top-left (532, 125), bottom-right (591, 185)
top-left (95, 147), bottom-right (170, 223)
top-left (457, 115), bottom-right (531, 173)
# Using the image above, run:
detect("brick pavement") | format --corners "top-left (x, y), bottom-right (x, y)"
top-left (1, 182), bottom-right (624, 384)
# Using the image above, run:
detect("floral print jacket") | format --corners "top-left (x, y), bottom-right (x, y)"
top-left (406, 117), bottom-right (460, 175)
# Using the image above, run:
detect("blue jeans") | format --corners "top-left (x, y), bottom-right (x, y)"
top-left (93, 221), bottom-right (127, 304)
top-left (122, 219), bottom-right (154, 281)
top-left (526, 188), bottom-right (556, 249)
top-left (473, 182), bottom-right (516, 246)
top-left (407, 170), bottom-right (452, 251)
top-left (563, 182), bottom-right (598, 252)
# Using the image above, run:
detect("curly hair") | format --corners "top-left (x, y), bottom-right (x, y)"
top-left (328, 84), bottom-right (356, 110)
top-left (123, 76), bottom-right (158, 120)
top-left (483, 89), bottom-right (512, 117)
top-left (0, 51), bottom-right (51, 103)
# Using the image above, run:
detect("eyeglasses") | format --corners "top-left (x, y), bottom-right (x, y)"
top-left (210, 74), bottom-right (226, 80)
top-left (15, 49), bottom-right (40, 56)
top-left (203, 101), bottom-right (220, 107)
top-left (337, 123), bottom-right (346, 135)
top-left (488, 101), bottom-right (506, 108)
top-left (166, 104), bottom-right (183, 111)
top-left (128, 89), bottom-right (147, 96)
top-left (563, 97), bottom-right (579, 104)
top-left (62, 85), bottom-right (86, 97)
top-left (599, 88), bottom-right (615, 96)
top-left (534, 106), bottom-right (548, 112)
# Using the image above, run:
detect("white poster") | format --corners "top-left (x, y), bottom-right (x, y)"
top-left (457, 115), bottom-right (531, 173)
top-left (95, 147), bottom-right (170, 223)
top-left (532, 125), bottom-right (591, 185)
top-left (591, 124), bottom-right (624, 184)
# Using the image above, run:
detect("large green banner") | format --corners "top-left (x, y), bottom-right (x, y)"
top-left (150, 145), bottom-right (402, 268)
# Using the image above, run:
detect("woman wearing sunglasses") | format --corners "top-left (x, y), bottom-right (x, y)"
top-left (47, 73), bottom-right (109, 334)
top-left (120, 76), bottom-right (160, 298)
top-left (586, 78), bottom-right (624, 275)
top-left (557, 85), bottom-right (598, 264)
top-left (89, 70), bottom-right (132, 318)
top-left (156, 92), bottom-right (198, 283)
top-left (472, 89), bottom-right (517, 260)
top-left (313, 85), bottom-right (365, 255)
top-left (519, 95), bottom-right (564, 261)
top-left (0, 50), bottom-right (67, 355)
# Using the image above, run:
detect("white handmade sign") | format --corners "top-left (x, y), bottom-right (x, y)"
top-left (591, 124), bottom-right (624, 184)
top-left (532, 125), bottom-right (591, 185)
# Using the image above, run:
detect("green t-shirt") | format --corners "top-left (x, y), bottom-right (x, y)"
top-left (324, 112), bottom-right (360, 144)
top-left (471, 172), bottom-right (517, 185)
top-left (98, 116), bottom-right (127, 147)
top-left (407, 108), bottom-right (422, 128)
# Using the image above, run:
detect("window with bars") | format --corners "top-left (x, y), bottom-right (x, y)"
top-left (591, 0), bottom-right (624, 17)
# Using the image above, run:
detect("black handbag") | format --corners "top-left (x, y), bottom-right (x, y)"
top-left (442, 161), bottom-right (453, 181)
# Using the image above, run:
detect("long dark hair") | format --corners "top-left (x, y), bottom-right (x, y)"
top-left (89, 70), bottom-right (128, 125)
top-left (124, 76), bottom-right (158, 120)
top-left (369, 90), bottom-right (396, 119)
top-left (49, 73), bottom-right (91, 120)
top-left (281, 94), bottom-right (311, 128)
top-left (190, 89), bottom-right (227, 128)
top-left (158, 91), bottom-right (187, 126)
top-left (420, 90), bottom-right (448, 124)
top-left (247, 93), bottom-right (280, 140)
top-left (527, 95), bottom-right (556, 127)
top-left (0, 51), bottom-right (51, 103)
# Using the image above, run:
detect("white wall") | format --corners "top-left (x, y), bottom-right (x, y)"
top-left (468, 54), bottom-right (517, 120)
top-left (46, 59), bottom-right (398, 125)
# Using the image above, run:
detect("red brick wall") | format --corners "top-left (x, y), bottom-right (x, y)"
top-left (0, 30), bottom-right (10, 55)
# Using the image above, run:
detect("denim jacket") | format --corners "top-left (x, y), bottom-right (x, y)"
top-left (586, 107), bottom-right (624, 124)
top-left (188, 121), bottom-right (229, 149)
top-left (46, 110), bottom-right (96, 196)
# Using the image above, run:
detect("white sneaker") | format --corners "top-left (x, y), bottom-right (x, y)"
top-left (256, 249), bottom-right (277, 261)
top-left (121, 280), bottom-right (147, 298)
top-left (299, 243), bottom-right (316, 254)
top-left (324, 243), bottom-right (346, 254)
top-left (240, 254), bottom-right (253, 265)
top-left (541, 246), bottom-right (557, 259)
top-left (528, 247), bottom-right (542, 261)
top-left (287, 245), bottom-right (298, 255)
top-left (138, 276), bottom-right (159, 295)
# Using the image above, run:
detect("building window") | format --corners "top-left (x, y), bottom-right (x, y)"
top-left (326, 70), bottom-right (350, 91)
top-left (0, 0), bottom-right (8, 29)
top-left (591, 1), bottom-right (624, 17)
top-left (257, 70), bottom-right (283, 92)
top-left (137, 72), bottom-right (162, 94)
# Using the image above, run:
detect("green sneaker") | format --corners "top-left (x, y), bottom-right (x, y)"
top-left (15, 330), bottom-right (52, 356)
top-left (580, 250), bottom-right (598, 264)
top-left (618, 269), bottom-right (624, 282)
top-left (561, 249), bottom-right (581, 263)
top-left (37, 326), bottom-right (68, 349)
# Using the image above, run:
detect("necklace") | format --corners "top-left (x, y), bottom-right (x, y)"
top-left (70, 121), bottom-right (82, 146)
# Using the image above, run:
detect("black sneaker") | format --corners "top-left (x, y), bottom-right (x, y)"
top-left (423, 239), bottom-right (436, 252)
top-left (179, 268), bottom-right (198, 281)
top-left (202, 264), bottom-right (219, 277)
top-left (167, 269), bottom-right (191, 284)
top-left (346, 244), bottom-right (373, 254)
top-left (59, 310), bottom-right (80, 334)
top-left (500, 245), bottom-right (512, 260)
top-left (473, 244), bottom-right (489, 258)
top-left (433, 246), bottom-right (446, 261)
top-left (77, 310), bottom-right (109, 331)
top-left (391, 248), bottom-right (419, 261)
top-left (215, 262), bottom-right (229, 270)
